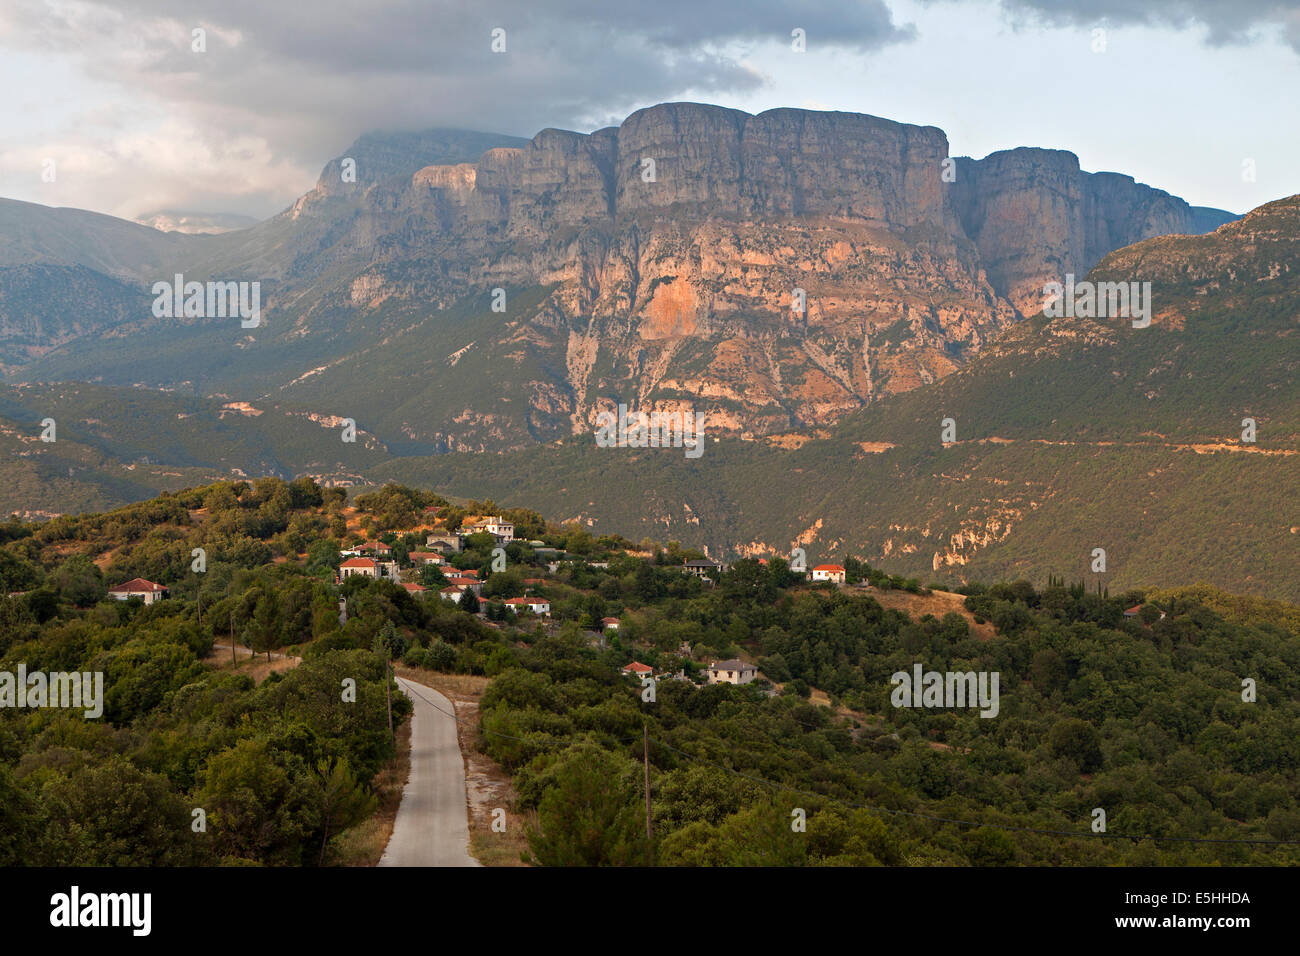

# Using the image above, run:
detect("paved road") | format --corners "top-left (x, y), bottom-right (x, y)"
top-left (378, 677), bottom-right (479, 867)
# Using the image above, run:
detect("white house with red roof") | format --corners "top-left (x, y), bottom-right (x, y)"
top-left (440, 585), bottom-right (466, 603)
top-left (622, 661), bottom-right (654, 677)
top-left (504, 597), bottom-right (550, 616)
top-left (408, 551), bottom-right (444, 566)
top-left (108, 578), bottom-right (168, 605)
top-left (401, 582), bottom-right (429, 600)
top-left (339, 557), bottom-right (380, 579)
top-left (810, 564), bottom-right (846, 584)
top-left (602, 616), bottom-right (621, 631)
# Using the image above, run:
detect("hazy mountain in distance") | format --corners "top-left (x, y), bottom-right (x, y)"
top-left (135, 210), bottom-right (262, 235)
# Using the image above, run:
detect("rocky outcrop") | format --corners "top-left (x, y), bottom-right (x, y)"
top-left (3, 103), bottom-right (1238, 450)
top-left (951, 148), bottom-right (1237, 314)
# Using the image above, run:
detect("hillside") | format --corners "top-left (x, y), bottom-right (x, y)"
top-left (372, 196), bottom-right (1300, 599)
top-left (3, 479), bottom-right (1299, 867)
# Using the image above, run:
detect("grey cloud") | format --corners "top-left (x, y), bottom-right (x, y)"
top-left (985, 0), bottom-right (1300, 51)
top-left (0, 0), bottom-right (914, 216)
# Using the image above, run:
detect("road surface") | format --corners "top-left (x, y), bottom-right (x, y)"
top-left (378, 677), bottom-right (480, 867)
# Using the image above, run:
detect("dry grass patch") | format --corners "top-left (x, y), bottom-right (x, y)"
top-left (866, 588), bottom-right (996, 640)
top-left (203, 643), bottom-right (302, 685)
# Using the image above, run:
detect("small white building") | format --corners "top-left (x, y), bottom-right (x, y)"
top-left (810, 564), bottom-right (846, 585)
top-left (707, 659), bottom-right (758, 685)
top-left (108, 578), bottom-right (167, 605)
top-left (341, 557), bottom-right (398, 581)
top-left (504, 597), bottom-right (550, 616)
top-left (440, 585), bottom-right (466, 603)
top-left (339, 557), bottom-right (380, 579)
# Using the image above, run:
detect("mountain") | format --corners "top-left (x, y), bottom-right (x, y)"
top-left (0, 380), bottom-right (394, 517)
top-left (5, 104), bottom-right (1233, 449)
top-left (134, 210), bottom-right (262, 235)
top-left (0, 199), bottom-right (210, 373)
top-left (370, 195), bottom-right (1300, 600)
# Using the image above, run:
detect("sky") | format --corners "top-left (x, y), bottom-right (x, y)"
top-left (1, 0), bottom-right (1297, 222)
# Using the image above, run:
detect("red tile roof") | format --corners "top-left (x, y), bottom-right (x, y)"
top-left (340, 557), bottom-right (378, 569)
top-left (813, 564), bottom-right (845, 572)
top-left (622, 662), bottom-right (654, 674)
top-left (109, 578), bottom-right (166, 593)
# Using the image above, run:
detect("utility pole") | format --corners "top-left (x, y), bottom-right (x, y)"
top-left (643, 721), bottom-right (653, 866)
top-left (384, 651), bottom-right (394, 747)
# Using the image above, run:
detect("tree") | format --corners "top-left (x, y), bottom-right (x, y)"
top-left (524, 743), bottom-right (647, 866)
top-left (315, 757), bottom-right (376, 865)
top-left (52, 555), bottom-right (104, 607)
top-left (1047, 717), bottom-right (1104, 772)
top-left (460, 589), bottom-right (480, 615)
top-left (250, 589), bottom-right (282, 662)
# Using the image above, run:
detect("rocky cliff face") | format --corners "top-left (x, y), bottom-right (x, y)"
top-left (5, 103), bottom-right (1237, 451)
top-left (269, 102), bottom-right (1226, 446)
top-left (950, 148), bottom-right (1236, 314)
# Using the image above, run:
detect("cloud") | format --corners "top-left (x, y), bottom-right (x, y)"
top-left (0, 0), bottom-right (915, 218)
top-left (982, 0), bottom-right (1300, 52)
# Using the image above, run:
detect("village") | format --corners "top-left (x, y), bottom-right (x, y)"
top-left (99, 502), bottom-right (863, 692)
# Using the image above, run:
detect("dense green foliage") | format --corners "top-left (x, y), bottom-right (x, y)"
top-left (478, 565), bottom-right (1300, 866)
top-left (4, 480), bottom-right (1299, 866)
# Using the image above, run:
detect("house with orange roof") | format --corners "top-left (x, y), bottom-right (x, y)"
top-left (810, 564), bottom-right (846, 584)
top-left (107, 578), bottom-right (168, 605)
top-left (504, 597), bottom-right (550, 616)
top-left (446, 575), bottom-right (482, 595)
top-left (339, 557), bottom-right (380, 580)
